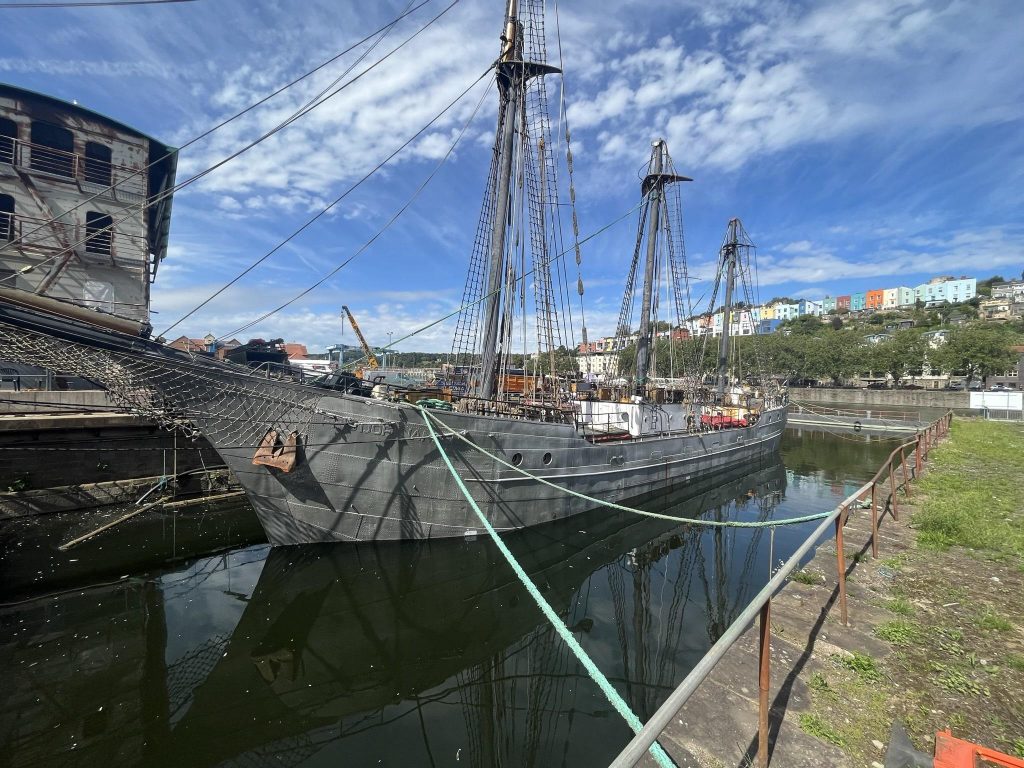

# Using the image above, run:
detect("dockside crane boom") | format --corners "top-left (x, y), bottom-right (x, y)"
top-left (341, 305), bottom-right (380, 370)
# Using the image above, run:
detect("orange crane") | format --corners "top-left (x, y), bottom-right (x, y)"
top-left (341, 305), bottom-right (380, 373)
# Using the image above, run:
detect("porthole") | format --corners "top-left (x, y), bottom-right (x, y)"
top-left (542, 452), bottom-right (553, 465)
top-left (511, 453), bottom-right (523, 466)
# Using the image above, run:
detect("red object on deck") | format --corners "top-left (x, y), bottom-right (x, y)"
top-left (701, 414), bottom-right (748, 429)
top-left (933, 730), bottom-right (1024, 767)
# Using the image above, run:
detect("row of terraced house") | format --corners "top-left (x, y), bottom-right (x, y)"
top-left (577, 276), bottom-right (984, 376)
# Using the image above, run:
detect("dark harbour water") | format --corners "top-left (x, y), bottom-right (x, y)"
top-left (0, 428), bottom-right (895, 767)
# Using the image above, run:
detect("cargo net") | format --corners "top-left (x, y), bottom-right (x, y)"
top-left (0, 321), bottom-right (326, 451)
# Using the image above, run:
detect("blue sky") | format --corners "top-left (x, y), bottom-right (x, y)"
top-left (2, 0), bottom-right (1022, 351)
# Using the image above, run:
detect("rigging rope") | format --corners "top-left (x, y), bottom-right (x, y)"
top-left (212, 64), bottom-right (495, 342)
top-left (0, 0), bottom-right (441, 282)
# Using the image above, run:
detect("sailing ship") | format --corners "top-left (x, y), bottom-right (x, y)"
top-left (0, 0), bottom-right (787, 545)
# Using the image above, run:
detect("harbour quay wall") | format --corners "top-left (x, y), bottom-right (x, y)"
top-left (791, 387), bottom-right (968, 411)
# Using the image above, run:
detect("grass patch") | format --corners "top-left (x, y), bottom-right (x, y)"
top-left (885, 596), bottom-right (915, 616)
top-left (790, 569), bottom-right (820, 585)
top-left (929, 662), bottom-right (989, 697)
top-left (974, 608), bottom-right (1013, 632)
top-left (799, 713), bottom-right (846, 748)
top-left (835, 651), bottom-right (883, 682)
top-left (809, 671), bottom-right (831, 693)
top-left (875, 619), bottom-right (919, 646)
top-left (913, 421), bottom-right (1024, 555)
top-left (1007, 654), bottom-right (1024, 672)
top-left (881, 554), bottom-right (907, 570)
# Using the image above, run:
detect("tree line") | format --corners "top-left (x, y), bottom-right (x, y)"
top-left (615, 321), bottom-right (1022, 386)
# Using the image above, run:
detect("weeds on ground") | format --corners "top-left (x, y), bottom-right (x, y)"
top-left (790, 569), bottom-right (820, 585)
top-left (875, 620), bottom-right (919, 646)
top-left (835, 651), bottom-right (883, 682)
top-left (799, 713), bottom-right (846, 748)
top-left (929, 662), bottom-right (990, 697)
top-left (974, 608), bottom-right (1013, 632)
top-left (809, 672), bottom-right (831, 693)
top-left (885, 596), bottom-right (915, 616)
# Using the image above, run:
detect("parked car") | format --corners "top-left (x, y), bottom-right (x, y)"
top-left (866, 382), bottom-right (889, 389)
top-left (898, 383), bottom-right (924, 390)
top-left (988, 384), bottom-right (1010, 392)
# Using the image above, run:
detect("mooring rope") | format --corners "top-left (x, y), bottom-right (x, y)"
top-left (419, 407), bottom-right (832, 529)
top-left (418, 407), bottom-right (676, 768)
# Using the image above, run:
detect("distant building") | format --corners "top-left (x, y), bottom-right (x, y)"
top-left (798, 299), bottom-right (821, 316)
top-left (980, 298), bottom-right (1012, 321)
top-left (864, 333), bottom-right (892, 344)
top-left (921, 329), bottom-right (950, 348)
top-left (0, 84), bottom-right (177, 323)
top-left (168, 335), bottom-right (212, 354)
top-left (670, 327), bottom-right (691, 341)
top-left (836, 295), bottom-right (851, 311)
top-left (991, 280), bottom-right (1024, 302)
top-left (821, 296), bottom-right (836, 313)
top-left (283, 342), bottom-right (308, 359)
top-left (773, 302), bottom-right (799, 321)
top-left (865, 289), bottom-right (884, 310)
top-left (577, 352), bottom-right (619, 377)
top-left (851, 292), bottom-right (867, 311)
top-left (881, 287), bottom-right (914, 309)
top-left (914, 276), bottom-right (976, 306)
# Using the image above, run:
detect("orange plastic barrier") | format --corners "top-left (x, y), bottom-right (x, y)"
top-left (933, 731), bottom-right (1024, 768)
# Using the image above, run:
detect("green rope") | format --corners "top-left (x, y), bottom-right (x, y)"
top-left (421, 408), bottom-right (832, 529)
top-left (418, 407), bottom-right (676, 768)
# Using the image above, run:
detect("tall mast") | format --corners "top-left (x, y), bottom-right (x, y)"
top-left (634, 141), bottom-right (663, 395)
top-left (477, 0), bottom-right (521, 400)
top-left (475, 0), bottom-right (560, 400)
top-left (633, 140), bottom-right (691, 396)
top-left (716, 218), bottom-right (740, 396)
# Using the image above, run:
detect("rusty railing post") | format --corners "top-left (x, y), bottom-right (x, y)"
top-left (889, 459), bottom-right (899, 521)
top-left (758, 599), bottom-right (771, 768)
top-left (836, 506), bottom-right (848, 625)
top-left (901, 448), bottom-right (911, 498)
top-left (915, 435), bottom-right (922, 476)
top-left (870, 481), bottom-right (879, 558)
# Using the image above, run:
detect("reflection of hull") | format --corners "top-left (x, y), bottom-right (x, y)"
top-left (0, 300), bottom-right (786, 545)
top-left (169, 459), bottom-right (786, 766)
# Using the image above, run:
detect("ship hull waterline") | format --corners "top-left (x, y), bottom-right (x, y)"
top-left (220, 396), bottom-right (787, 545)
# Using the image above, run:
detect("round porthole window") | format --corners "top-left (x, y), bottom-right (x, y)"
top-left (511, 453), bottom-right (523, 466)
top-left (542, 452), bottom-right (553, 465)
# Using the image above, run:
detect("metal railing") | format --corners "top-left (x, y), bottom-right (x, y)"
top-left (0, 137), bottom-right (147, 199)
top-left (0, 212), bottom-right (148, 265)
top-left (609, 410), bottom-right (954, 768)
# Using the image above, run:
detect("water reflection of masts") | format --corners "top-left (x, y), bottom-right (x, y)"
top-left (608, 470), bottom-right (785, 718)
top-left (695, 486), bottom-right (781, 645)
